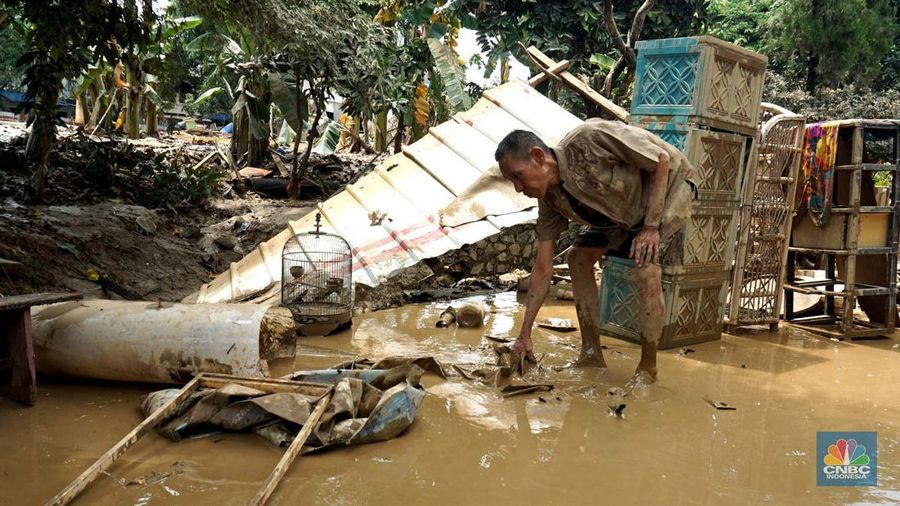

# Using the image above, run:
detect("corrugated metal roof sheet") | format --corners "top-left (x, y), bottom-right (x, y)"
top-left (187, 79), bottom-right (582, 304)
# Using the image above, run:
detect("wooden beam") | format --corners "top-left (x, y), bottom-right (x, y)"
top-left (521, 45), bottom-right (630, 122)
top-left (0, 308), bottom-right (37, 404)
top-left (200, 373), bottom-right (329, 396)
top-left (0, 292), bottom-right (82, 312)
top-left (46, 376), bottom-right (203, 506)
top-left (527, 59), bottom-right (571, 87)
top-left (250, 389), bottom-right (334, 505)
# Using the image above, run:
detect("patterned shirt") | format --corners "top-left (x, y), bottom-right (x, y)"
top-left (536, 119), bottom-right (695, 242)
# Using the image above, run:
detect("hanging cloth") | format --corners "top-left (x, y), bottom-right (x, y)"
top-left (796, 121), bottom-right (842, 227)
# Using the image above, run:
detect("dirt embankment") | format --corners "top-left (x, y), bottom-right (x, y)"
top-left (0, 125), bottom-right (375, 301)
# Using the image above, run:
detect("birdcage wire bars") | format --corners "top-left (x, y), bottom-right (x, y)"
top-left (281, 220), bottom-right (352, 326)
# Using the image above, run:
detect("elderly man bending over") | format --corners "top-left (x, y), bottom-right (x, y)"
top-left (495, 119), bottom-right (695, 384)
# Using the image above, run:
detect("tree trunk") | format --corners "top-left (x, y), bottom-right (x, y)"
top-left (123, 56), bottom-right (142, 140)
top-left (603, 56), bottom-right (628, 97)
top-left (290, 102), bottom-right (325, 199)
top-left (145, 101), bottom-right (157, 136)
top-left (231, 108), bottom-right (250, 161)
top-left (806, 51), bottom-right (819, 94)
top-left (393, 116), bottom-right (404, 154)
top-left (374, 110), bottom-right (387, 152)
top-left (500, 56), bottom-right (510, 83)
top-left (247, 136), bottom-right (267, 166)
top-left (145, 81), bottom-right (157, 136)
top-left (74, 94), bottom-right (86, 126)
top-left (25, 74), bottom-right (61, 199)
top-left (87, 80), bottom-right (103, 129)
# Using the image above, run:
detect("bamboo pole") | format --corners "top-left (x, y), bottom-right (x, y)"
top-left (249, 389), bottom-right (334, 505)
top-left (45, 376), bottom-right (202, 506)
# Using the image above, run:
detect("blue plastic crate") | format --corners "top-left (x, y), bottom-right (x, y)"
top-left (631, 36), bottom-right (767, 136)
top-left (630, 116), bottom-right (751, 202)
top-left (598, 256), bottom-right (729, 349)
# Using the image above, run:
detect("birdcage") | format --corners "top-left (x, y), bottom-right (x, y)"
top-left (281, 212), bottom-right (353, 335)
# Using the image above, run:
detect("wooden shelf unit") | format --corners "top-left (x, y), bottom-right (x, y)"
top-left (784, 120), bottom-right (900, 339)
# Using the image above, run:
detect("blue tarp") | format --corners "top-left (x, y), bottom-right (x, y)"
top-left (0, 89), bottom-right (74, 108)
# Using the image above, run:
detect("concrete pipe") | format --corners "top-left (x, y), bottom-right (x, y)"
top-left (31, 300), bottom-right (296, 384)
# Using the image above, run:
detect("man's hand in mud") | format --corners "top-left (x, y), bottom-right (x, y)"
top-left (512, 335), bottom-right (536, 362)
top-left (630, 226), bottom-right (660, 267)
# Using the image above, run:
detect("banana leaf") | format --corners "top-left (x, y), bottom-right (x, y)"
top-left (267, 72), bottom-right (306, 135)
top-left (194, 86), bottom-right (222, 106)
top-left (164, 16), bottom-right (203, 39)
top-left (427, 38), bottom-right (472, 112)
top-left (313, 120), bottom-right (344, 155)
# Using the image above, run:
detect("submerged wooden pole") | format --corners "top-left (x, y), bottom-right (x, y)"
top-left (250, 389), bottom-right (334, 505)
top-left (46, 376), bottom-right (202, 506)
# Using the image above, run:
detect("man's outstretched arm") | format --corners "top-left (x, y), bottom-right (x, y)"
top-left (513, 239), bottom-right (555, 358)
top-left (630, 152), bottom-right (669, 267)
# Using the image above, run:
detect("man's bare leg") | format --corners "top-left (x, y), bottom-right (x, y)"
top-left (568, 246), bottom-right (608, 367)
top-left (633, 263), bottom-right (664, 383)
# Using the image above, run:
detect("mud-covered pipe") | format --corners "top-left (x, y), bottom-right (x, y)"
top-left (31, 300), bottom-right (295, 384)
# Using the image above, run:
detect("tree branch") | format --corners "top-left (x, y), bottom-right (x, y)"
top-left (603, 56), bottom-right (627, 97)
top-left (603, 2), bottom-right (633, 67)
top-left (627, 0), bottom-right (655, 49)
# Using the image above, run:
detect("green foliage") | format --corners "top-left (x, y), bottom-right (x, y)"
top-left (191, 86), bottom-right (222, 106)
top-left (427, 37), bottom-right (473, 112)
top-left (769, 0), bottom-right (898, 90)
top-left (764, 72), bottom-right (900, 122)
top-left (450, 1), bottom-right (708, 76)
top-left (267, 72), bottom-right (306, 134)
top-left (132, 154), bottom-right (225, 209)
top-left (60, 131), bottom-right (225, 209)
top-left (312, 120), bottom-right (344, 155)
top-left (703, 0), bottom-right (773, 51)
top-left (0, 10), bottom-right (26, 90)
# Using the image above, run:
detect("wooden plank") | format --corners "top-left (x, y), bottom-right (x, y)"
top-left (527, 59), bottom-right (570, 87)
top-left (788, 320), bottom-right (892, 340)
top-left (0, 307), bottom-right (37, 404)
top-left (250, 389), bottom-right (334, 506)
top-left (523, 45), bottom-right (629, 122)
top-left (199, 373), bottom-right (329, 396)
top-left (0, 292), bottom-right (82, 311)
top-left (828, 206), bottom-right (894, 214)
top-left (46, 376), bottom-right (202, 506)
top-left (840, 133), bottom-right (863, 334)
top-left (834, 163), bottom-right (899, 172)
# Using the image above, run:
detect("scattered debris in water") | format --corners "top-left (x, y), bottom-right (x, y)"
top-left (704, 398), bottom-right (737, 410)
top-left (608, 403), bottom-right (627, 418)
top-left (536, 317), bottom-right (577, 332)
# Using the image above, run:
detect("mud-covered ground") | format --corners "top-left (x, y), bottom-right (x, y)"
top-left (0, 123), bottom-right (378, 301)
top-left (1, 293), bottom-right (898, 505)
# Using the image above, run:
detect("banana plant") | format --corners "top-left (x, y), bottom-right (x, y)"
top-left (343, 0), bottom-right (473, 155)
top-left (427, 37), bottom-right (472, 111)
top-left (187, 28), bottom-right (271, 165)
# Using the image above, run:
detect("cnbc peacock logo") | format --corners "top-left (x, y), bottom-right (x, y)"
top-left (817, 432), bottom-right (877, 486)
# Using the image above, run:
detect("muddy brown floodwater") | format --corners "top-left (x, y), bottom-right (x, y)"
top-left (1, 292), bottom-right (898, 505)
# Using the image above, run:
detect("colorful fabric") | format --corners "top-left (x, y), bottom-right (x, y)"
top-left (797, 121), bottom-right (842, 227)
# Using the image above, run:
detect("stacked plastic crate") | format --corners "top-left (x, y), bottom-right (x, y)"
top-left (598, 36), bottom-right (768, 349)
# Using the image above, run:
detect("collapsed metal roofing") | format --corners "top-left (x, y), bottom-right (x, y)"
top-left (186, 79), bottom-right (582, 304)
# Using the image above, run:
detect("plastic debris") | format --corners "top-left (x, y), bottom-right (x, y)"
top-left (536, 317), bottom-right (577, 332)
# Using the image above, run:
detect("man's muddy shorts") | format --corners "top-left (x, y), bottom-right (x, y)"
top-left (572, 224), bottom-right (684, 266)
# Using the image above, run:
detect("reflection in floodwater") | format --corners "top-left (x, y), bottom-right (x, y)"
top-left (1, 291), bottom-right (898, 505)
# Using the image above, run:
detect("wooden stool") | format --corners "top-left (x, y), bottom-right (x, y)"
top-left (0, 292), bottom-right (82, 405)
